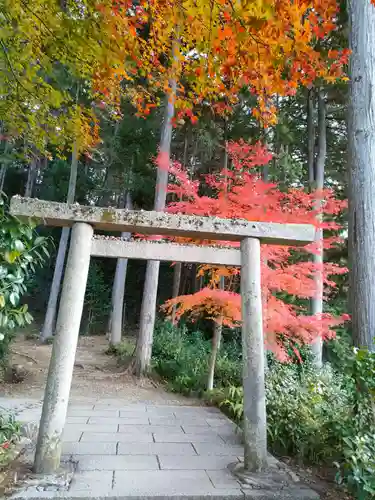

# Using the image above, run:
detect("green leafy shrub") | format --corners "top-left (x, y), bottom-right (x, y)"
top-left (0, 412), bottom-right (20, 466)
top-left (337, 433), bottom-right (375, 499)
top-left (0, 196), bottom-right (49, 371)
top-left (218, 347), bottom-right (375, 499)
top-left (266, 363), bottom-right (351, 463)
top-left (220, 364), bottom-right (352, 463)
top-left (152, 321), bottom-right (209, 394)
top-left (106, 338), bottom-right (135, 363)
top-left (219, 386), bottom-right (244, 423)
top-left (152, 321), bottom-right (241, 395)
top-left (336, 348), bottom-right (375, 499)
top-left (82, 261), bottom-right (111, 335)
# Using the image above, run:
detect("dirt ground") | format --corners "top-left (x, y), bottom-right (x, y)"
top-left (0, 333), bottom-right (194, 404)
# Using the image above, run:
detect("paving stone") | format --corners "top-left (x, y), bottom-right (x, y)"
top-left (94, 403), bottom-right (146, 411)
top-left (173, 406), bottom-right (215, 412)
top-left (154, 432), bottom-right (225, 444)
top-left (80, 431), bottom-right (153, 443)
top-left (118, 424), bottom-right (183, 434)
top-left (62, 441), bottom-right (116, 455)
top-left (150, 416), bottom-right (212, 426)
top-left (75, 454), bottom-right (159, 471)
top-left (67, 410), bottom-right (120, 417)
top-left (193, 443), bottom-right (244, 456)
top-left (148, 416), bottom-right (179, 426)
top-left (62, 429), bottom-right (83, 442)
top-left (159, 455), bottom-right (239, 470)
top-left (220, 432), bottom-right (243, 445)
top-left (69, 470), bottom-right (113, 493)
top-left (206, 418), bottom-right (236, 428)
top-left (112, 470), bottom-right (233, 496)
top-left (145, 407), bottom-right (177, 416)
top-left (65, 423), bottom-right (118, 433)
top-left (242, 488), bottom-right (320, 499)
top-left (118, 410), bottom-right (154, 418)
top-left (68, 404), bottom-right (95, 410)
top-left (182, 425), bottom-right (221, 435)
top-left (66, 416), bottom-right (89, 424)
top-left (87, 416), bottom-right (149, 425)
top-left (118, 442), bottom-right (197, 455)
top-left (180, 410), bottom-right (224, 418)
top-left (206, 469), bottom-right (242, 489)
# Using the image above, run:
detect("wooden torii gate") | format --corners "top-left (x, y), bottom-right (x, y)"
top-left (10, 196), bottom-right (315, 476)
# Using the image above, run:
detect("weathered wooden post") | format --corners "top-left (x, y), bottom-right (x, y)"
top-left (34, 222), bottom-right (93, 474)
top-left (241, 237), bottom-right (267, 472)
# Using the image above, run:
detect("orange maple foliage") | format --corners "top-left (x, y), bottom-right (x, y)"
top-left (93, 0), bottom-right (348, 124)
top-left (161, 141), bottom-right (348, 361)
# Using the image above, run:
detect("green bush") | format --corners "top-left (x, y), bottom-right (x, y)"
top-left (219, 347), bottom-right (375, 500)
top-left (337, 433), bottom-right (375, 499)
top-left (0, 412), bottom-right (20, 466)
top-left (0, 196), bottom-right (49, 372)
top-left (266, 363), bottom-right (351, 463)
top-left (106, 338), bottom-right (135, 363)
top-left (82, 261), bottom-right (111, 335)
top-left (151, 320), bottom-right (241, 394)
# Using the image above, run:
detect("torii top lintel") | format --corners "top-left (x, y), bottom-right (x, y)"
top-left (9, 197), bottom-right (315, 246)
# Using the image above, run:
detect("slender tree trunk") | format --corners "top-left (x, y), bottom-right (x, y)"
top-left (40, 142), bottom-right (79, 341)
top-left (171, 262), bottom-right (182, 324)
top-left (109, 192), bottom-right (133, 345)
top-left (0, 141), bottom-right (10, 192)
top-left (307, 88), bottom-right (316, 185)
top-left (171, 130), bottom-right (189, 323)
top-left (207, 277), bottom-right (224, 391)
top-left (24, 156), bottom-right (38, 197)
top-left (262, 146), bottom-right (269, 371)
top-left (0, 165), bottom-right (6, 192)
top-left (311, 90), bottom-right (326, 367)
top-left (348, 0), bottom-right (375, 351)
top-left (135, 77), bottom-right (177, 376)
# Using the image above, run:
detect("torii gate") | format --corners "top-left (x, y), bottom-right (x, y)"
top-left (10, 196), bottom-right (315, 476)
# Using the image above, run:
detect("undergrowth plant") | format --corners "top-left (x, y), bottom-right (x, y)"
top-left (151, 320), bottom-right (241, 395)
top-left (0, 412), bottom-right (20, 466)
top-left (0, 195), bottom-right (49, 373)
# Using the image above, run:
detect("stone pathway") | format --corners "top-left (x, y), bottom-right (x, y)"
top-left (1, 398), bottom-right (318, 499)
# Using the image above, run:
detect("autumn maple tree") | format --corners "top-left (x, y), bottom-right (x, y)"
top-left (161, 141), bottom-right (348, 361)
top-left (0, 0), bottom-right (102, 152)
top-left (94, 0), bottom-right (349, 124)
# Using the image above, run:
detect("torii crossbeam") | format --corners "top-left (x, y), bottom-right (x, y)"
top-left (10, 196), bottom-right (315, 476)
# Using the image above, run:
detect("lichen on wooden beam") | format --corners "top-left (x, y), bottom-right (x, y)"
top-left (10, 197), bottom-right (315, 246)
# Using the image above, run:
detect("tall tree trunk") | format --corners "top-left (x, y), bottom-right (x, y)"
top-left (307, 88), bottom-right (316, 185)
top-left (348, 0), bottom-right (375, 352)
top-left (0, 141), bottom-right (10, 192)
top-left (0, 164), bottom-right (6, 192)
top-left (262, 140), bottom-right (270, 371)
top-left (109, 192), bottom-right (133, 345)
top-left (311, 90), bottom-right (326, 367)
top-left (135, 76), bottom-right (177, 376)
top-left (207, 277), bottom-right (225, 391)
top-left (171, 262), bottom-right (182, 324)
top-left (24, 156), bottom-right (38, 197)
top-left (40, 142), bottom-right (79, 341)
top-left (171, 130), bottom-right (189, 323)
